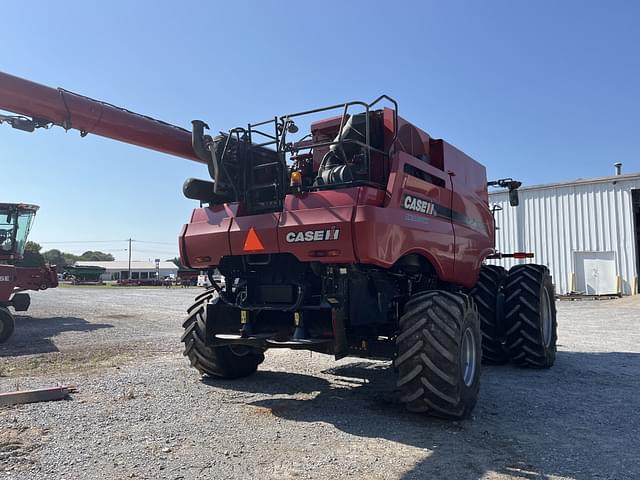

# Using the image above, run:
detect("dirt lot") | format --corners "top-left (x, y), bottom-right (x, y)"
top-left (1, 287), bottom-right (639, 480)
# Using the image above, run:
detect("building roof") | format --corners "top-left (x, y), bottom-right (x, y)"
top-left (74, 260), bottom-right (178, 270)
top-left (489, 171), bottom-right (640, 195)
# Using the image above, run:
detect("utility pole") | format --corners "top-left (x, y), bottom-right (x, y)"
top-left (128, 238), bottom-right (132, 281)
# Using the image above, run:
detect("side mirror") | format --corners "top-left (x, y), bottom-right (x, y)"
top-left (509, 188), bottom-right (519, 207)
top-left (488, 178), bottom-right (522, 207)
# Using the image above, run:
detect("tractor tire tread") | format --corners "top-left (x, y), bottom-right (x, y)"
top-left (0, 307), bottom-right (15, 344)
top-left (395, 291), bottom-right (481, 419)
top-left (181, 296), bottom-right (264, 379)
top-left (504, 264), bottom-right (557, 368)
top-left (469, 265), bottom-right (508, 364)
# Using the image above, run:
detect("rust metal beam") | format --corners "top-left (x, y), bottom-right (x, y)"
top-left (0, 385), bottom-right (77, 406)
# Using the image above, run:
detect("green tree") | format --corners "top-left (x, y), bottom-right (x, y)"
top-left (167, 257), bottom-right (183, 268)
top-left (43, 248), bottom-right (66, 267)
top-left (79, 251), bottom-right (114, 261)
top-left (62, 253), bottom-right (80, 266)
top-left (17, 241), bottom-right (45, 267)
top-left (42, 249), bottom-right (115, 267)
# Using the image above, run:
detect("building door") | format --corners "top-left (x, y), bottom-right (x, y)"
top-left (574, 251), bottom-right (617, 295)
top-left (633, 189), bottom-right (640, 294)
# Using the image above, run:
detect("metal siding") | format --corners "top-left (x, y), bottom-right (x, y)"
top-left (489, 177), bottom-right (640, 295)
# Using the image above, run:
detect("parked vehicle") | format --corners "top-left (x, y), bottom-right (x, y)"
top-left (0, 72), bottom-right (557, 418)
top-left (0, 203), bottom-right (58, 342)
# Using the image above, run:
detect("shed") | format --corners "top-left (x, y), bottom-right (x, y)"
top-left (73, 260), bottom-right (179, 282)
top-left (488, 172), bottom-right (640, 295)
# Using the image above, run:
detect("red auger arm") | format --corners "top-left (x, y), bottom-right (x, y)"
top-left (0, 71), bottom-right (202, 163)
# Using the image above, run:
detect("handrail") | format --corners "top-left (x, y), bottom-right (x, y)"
top-left (215, 96), bottom-right (399, 209)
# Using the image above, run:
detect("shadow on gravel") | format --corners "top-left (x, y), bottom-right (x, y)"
top-left (0, 316), bottom-right (113, 357)
top-left (204, 351), bottom-right (640, 480)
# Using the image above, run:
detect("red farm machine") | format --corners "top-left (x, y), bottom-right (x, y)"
top-left (0, 202), bottom-right (58, 342)
top-left (0, 72), bottom-right (556, 418)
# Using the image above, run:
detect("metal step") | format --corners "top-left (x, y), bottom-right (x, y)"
top-left (266, 338), bottom-right (331, 346)
top-left (214, 333), bottom-right (273, 340)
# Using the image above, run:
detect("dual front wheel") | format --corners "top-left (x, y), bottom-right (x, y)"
top-left (470, 264), bottom-right (557, 367)
top-left (395, 263), bottom-right (557, 419)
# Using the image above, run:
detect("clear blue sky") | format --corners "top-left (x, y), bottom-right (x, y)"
top-left (2, 1), bottom-right (639, 261)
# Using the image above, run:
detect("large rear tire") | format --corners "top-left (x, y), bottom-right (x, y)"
top-left (470, 265), bottom-right (509, 364)
top-left (395, 291), bottom-right (481, 419)
top-left (181, 289), bottom-right (264, 379)
top-left (504, 264), bottom-right (557, 368)
top-left (0, 307), bottom-right (15, 344)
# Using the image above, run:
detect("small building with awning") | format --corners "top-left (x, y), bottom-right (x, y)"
top-left (72, 260), bottom-right (179, 282)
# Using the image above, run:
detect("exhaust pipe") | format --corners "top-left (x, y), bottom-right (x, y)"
top-left (191, 120), bottom-right (210, 163)
top-left (614, 162), bottom-right (622, 176)
top-left (192, 120), bottom-right (223, 194)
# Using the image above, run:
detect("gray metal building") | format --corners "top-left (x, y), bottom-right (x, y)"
top-left (74, 260), bottom-right (179, 282)
top-left (488, 170), bottom-right (640, 296)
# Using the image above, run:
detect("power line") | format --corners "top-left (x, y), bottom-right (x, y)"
top-left (132, 240), bottom-right (176, 246)
top-left (134, 250), bottom-right (178, 255)
top-left (57, 248), bottom-right (130, 253)
top-left (39, 240), bottom-right (128, 244)
top-left (37, 239), bottom-right (178, 260)
top-left (135, 247), bottom-right (177, 252)
top-left (39, 239), bottom-right (177, 246)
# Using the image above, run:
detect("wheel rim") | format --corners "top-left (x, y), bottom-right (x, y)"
top-left (461, 327), bottom-right (477, 387)
top-left (541, 287), bottom-right (553, 348)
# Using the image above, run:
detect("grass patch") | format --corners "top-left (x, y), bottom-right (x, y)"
top-left (0, 426), bottom-right (48, 461)
top-left (0, 347), bottom-right (152, 377)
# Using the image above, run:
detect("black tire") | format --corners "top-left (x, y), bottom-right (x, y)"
top-left (0, 307), bottom-right (15, 344)
top-left (395, 291), bottom-right (481, 419)
top-left (181, 289), bottom-right (264, 379)
top-left (470, 265), bottom-right (509, 364)
top-left (504, 264), bottom-right (557, 368)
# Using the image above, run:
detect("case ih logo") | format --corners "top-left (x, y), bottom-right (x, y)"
top-left (402, 194), bottom-right (436, 216)
top-left (286, 226), bottom-right (340, 243)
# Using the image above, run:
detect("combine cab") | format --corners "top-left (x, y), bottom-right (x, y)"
top-left (0, 203), bottom-right (58, 342)
top-left (0, 72), bottom-right (557, 418)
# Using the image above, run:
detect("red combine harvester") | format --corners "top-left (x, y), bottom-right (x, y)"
top-left (0, 203), bottom-right (58, 342)
top-left (0, 72), bottom-right (556, 418)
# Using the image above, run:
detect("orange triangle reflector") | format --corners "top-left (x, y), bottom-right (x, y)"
top-left (243, 227), bottom-right (265, 251)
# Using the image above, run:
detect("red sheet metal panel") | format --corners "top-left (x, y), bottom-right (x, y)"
top-left (279, 188), bottom-right (361, 263)
top-left (181, 205), bottom-right (236, 269)
top-left (229, 212), bottom-right (280, 256)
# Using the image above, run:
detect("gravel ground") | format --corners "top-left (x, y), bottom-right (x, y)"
top-left (1, 286), bottom-right (639, 480)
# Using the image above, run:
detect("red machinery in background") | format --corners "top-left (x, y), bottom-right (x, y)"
top-left (0, 203), bottom-right (58, 342)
